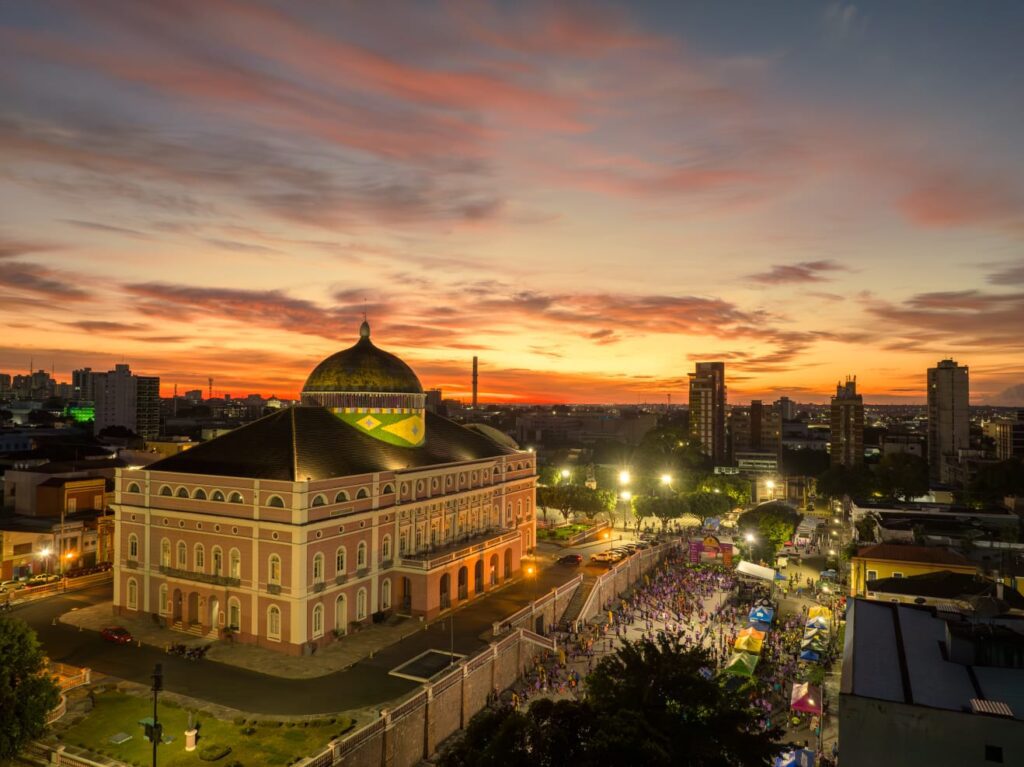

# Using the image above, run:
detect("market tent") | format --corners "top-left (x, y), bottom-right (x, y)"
top-left (749, 620), bottom-right (772, 633)
top-left (791, 682), bottom-right (823, 714)
top-left (807, 606), bottom-right (832, 622)
top-left (803, 626), bottom-right (827, 640)
top-left (734, 634), bottom-right (764, 654)
top-left (775, 748), bottom-right (816, 767)
top-left (749, 605), bottom-right (775, 624)
top-left (799, 649), bottom-right (822, 663)
top-left (801, 638), bottom-right (827, 654)
top-left (737, 626), bottom-right (766, 642)
top-left (722, 651), bottom-right (759, 677)
top-left (806, 610), bottom-right (831, 626)
top-left (736, 561), bottom-right (777, 581)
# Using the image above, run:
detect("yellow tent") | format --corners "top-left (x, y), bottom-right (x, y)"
top-left (734, 634), bottom-right (764, 654)
top-left (736, 626), bottom-right (766, 642)
top-left (808, 606), bottom-right (833, 622)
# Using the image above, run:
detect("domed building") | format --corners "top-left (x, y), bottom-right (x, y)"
top-left (110, 323), bottom-right (537, 655)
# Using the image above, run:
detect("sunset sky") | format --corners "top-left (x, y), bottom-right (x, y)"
top-left (2, 1), bottom-right (1023, 404)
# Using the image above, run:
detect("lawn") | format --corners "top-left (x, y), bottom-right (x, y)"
top-left (538, 523), bottom-right (589, 541)
top-left (57, 690), bottom-right (352, 767)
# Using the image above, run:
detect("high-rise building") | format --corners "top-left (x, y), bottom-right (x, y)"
top-left (729, 400), bottom-right (781, 460)
top-left (927, 359), bottom-right (969, 484)
top-left (775, 396), bottom-right (796, 421)
top-left (0, 373), bottom-right (10, 396)
top-left (92, 364), bottom-right (160, 439)
top-left (830, 377), bottom-right (863, 467)
top-left (689, 362), bottom-right (726, 463)
top-left (991, 412), bottom-right (1024, 461)
top-left (72, 367), bottom-right (94, 401)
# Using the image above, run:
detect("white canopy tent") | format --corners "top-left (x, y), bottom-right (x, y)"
top-left (736, 560), bottom-right (777, 582)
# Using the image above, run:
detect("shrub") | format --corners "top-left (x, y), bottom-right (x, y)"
top-left (286, 721), bottom-right (296, 728)
top-left (232, 716), bottom-right (246, 725)
top-left (198, 743), bottom-right (232, 761)
top-left (240, 726), bottom-right (256, 736)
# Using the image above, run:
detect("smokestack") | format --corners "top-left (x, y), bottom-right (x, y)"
top-left (472, 356), bottom-right (478, 409)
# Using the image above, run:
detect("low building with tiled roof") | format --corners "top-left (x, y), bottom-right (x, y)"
top-left (112, 323), bottom-right (537, 655)
top-left (851, 543), bottom-right (977, 597)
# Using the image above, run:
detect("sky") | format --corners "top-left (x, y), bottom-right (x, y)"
top-left (2, 0), bottom-right (1023, 405)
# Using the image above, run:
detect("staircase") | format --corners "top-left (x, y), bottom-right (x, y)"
top-left (559, 577), bottom-right (595, 628)
top-left (172, 620), bottom-right (219, 640)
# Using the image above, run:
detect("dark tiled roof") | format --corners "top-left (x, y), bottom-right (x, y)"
top-left (867, 570), bottom-right (1024, 610)
top-left (146, 406), bottom-right (518, 481)
top-left (854, 543), bottom-right (973, 567)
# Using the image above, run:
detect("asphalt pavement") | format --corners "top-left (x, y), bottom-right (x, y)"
top-left (11, 561), bottom-right (583, 716)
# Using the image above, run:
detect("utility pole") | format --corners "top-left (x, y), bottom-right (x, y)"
top-left (148, 664), bottom-right (163, 767)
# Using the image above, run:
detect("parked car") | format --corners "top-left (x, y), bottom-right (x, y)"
top-left (27, 573), bottom-right (60, 586)
top-left (590, 552), bottom-right (612, 563)
top-left (0, 579), bottom-right (27, 593)
top-left (556, 554), bottom-right (583, 566)
top-left (635, 541), bottom-right (651, 550)
top-left (101, 626), bottom-right (134, 644)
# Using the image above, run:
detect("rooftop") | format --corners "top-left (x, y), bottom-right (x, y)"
top-left (144, 406), bottom-right (518, 481)
top-left (842, 599), bottom-right (1024, 720)
top-left (866, 570), bottom-right (1024, 611)
top-left (854, 543), bottom-right (973, 567)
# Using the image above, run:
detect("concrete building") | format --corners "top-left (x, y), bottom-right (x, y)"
top-left (928, 359), bottom-right (970, 484)
top-left (830, 377), bottom-right (864, 466)
top-left (688, 362), bottom-right (726, 464)
top-left (92, 364), bottom-right (161, 440)
top-left (850, 543), bottom-right (977, 597)
top-left (111, 322), bottom-right (536, 655)
top-left (729, 400), bottom-right (781, 460)
top-left (513, 410), bottom-right (656, 447)
top-left (840, 598), bottom-right (1024, 767)
top-left (775, 396), bottom-right (796, 421)
top-left (992, 415), bottom-right (1024, 461)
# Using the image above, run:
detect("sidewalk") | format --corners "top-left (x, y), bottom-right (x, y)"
top-left (61, 601), bottom-right (428, 679)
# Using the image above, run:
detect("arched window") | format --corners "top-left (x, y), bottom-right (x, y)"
top-left (127, 482), bottom-right (141, 494)
top-left (193, 488), bottom-right (207, 500)
top-left (194, 544), bottom-right (205, 571)
top-left (356, 488), bottom-right (369, 500)
top-left (313, 553), bottom-right (324, 583)
top-left (176, 541), bottom-right (187, 568)
top-left (267, 605), bottom-right (281, 640)
top-left (335, 490), bottom-right (349, 503)
top-left (381, 535), bottom-right (392, 561)
top-left (158, 584), bottom-right (168, 615)
top-left (357, 542), bottom-right (367, 569)
top-left (356, 588), bottom-right (367, 620)
top-left (268, 554), bottom-right (281, 585)
top-left (160, 539), bottom-right (171, 567)
top-left (335, 594), bottom-right (347, 633)
top-left (228, 598), bottom-right (240, 630)
top-left (159, 485), bottom-right (172, 496)
top-left (382, 483), bottom-right (394, 495)
top-left (311, 494), bottom-right (326, 508)
top-left (176, 487), bottom-right (189, 498)
top-left (312, 604), bottom-right (324, 639)
top-left (127, 578), bottom-right (138, 610)
top-left (381, 579), bottom-right (392, 610)
top-left (517, 500), bottom-right (523, 516)
top-left (128, 534), bottom-right (139, 560)
top-left (229, 548), bottom-right (241, 579)
top-left (229, 491), bottom-right (243, 504)
top-left (267, 495), bottom-right (285, 508)
top-left (211, 490), bottom-right (225, 502)
top-left (400, 531), bottom-right (408, 555)
top-left (211, 546), bottom-right (222, 575)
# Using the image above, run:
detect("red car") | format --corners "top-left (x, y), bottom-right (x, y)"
top-left (101, 626), bottom-right (133, 644)
top-left (557, 554), bottom-right (583, 566)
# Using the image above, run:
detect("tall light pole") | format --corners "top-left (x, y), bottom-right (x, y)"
top-left (616, 470), bottom-right (631, 533)
top-left (149, 664), bottom-right (163, 767)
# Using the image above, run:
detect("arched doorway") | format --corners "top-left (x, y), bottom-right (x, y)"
top-left (172, 588), bottom-right (182, 622)
top-left (474, 560), bottom-right (484, 593)
top-left (335, 594), bottom-right (347, 635)
top-left (400, 577), bottom-right (412, 611)
top-left (439, 573), bottom-right (451, 610)
top-left (489, 554), bottom-right (498, 585)
top-left (503, 549), bottom-right (512, 579)
top-left (186, 592), bottom-right (199, 625)
top-left (209, 598), bottom-right (220, 630)
top-left (457, 566), bottom-right (468, 600)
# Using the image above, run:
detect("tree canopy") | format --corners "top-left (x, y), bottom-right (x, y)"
top-left (0, 616), bottom-right (61, 760)
top-left (875, 453), bottom-right (929, 501)
top-left (439, 635), bottom-right (783, 767)
top-left (738, 503), bottom-right (801, 560)
top-left (816, 464), bottom-right (875, 501)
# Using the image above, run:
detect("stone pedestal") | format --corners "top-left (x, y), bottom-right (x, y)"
top-left (185, 728), bottom-right (198, 752)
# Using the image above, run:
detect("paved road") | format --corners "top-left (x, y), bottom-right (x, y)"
top-left (12, 562), bottom-right (582, 716)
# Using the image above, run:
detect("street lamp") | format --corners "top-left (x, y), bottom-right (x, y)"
top-left (560, 468), bottom-right (571, 480)
top-left (618, 469), bottom-right (631, 486)
top-left (660, 473), bottom-right (672, 486)
top-left (620, 490), bottom-right (632, 502)
top-left (744, 533), bottom-right (755, 543)
top-left (38, 547), bottom-right (52, 575)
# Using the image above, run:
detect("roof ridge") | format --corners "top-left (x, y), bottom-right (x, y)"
top-left (290, 405), bottom-right (299, 481)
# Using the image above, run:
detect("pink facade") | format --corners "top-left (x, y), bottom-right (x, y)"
top-left (113, 456), bottom-right (536, 655)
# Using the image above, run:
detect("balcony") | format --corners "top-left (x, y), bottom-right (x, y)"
top-left (356, 568), bottom-right (369, 579)
top-left (380, 559), bottom-right (393, 571)
top-left (313, 581), bottom-right (326, 593)
top-left (399, 528), bottom-right (521, 571)
top-left (267, 583), bottom-right (282, 595)
top-left (158, 566), bottom-right (240, 588)
top-left (125, 559), bottom-right (138, 569)
top-left (335, 574), bottom-right (348, 585)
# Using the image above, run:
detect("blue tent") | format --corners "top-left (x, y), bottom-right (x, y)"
top-left (775, 748), bottom-right (816, 767)
top-left (799, 648), bottom-right (822, 662)
top-left (749, 605), bottom-right (775, 624)
top-left (806, 615), bottom-right (829, 630)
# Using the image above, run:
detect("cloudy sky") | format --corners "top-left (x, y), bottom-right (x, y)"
top-left (2, 1), bottom-right (1023, 404)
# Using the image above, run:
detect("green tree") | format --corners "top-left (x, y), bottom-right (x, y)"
top-left (738, 503), bottom-right (800, 561)
top-left (440, 636), bottom-right (783, 767)
top-left (632, 494), bottom-right (690, 531)
top-left (686, 490), bottom-right (732, 523)
top-left (816, 464), bottom-right (875, 501)
top-left (876, 453), bottom-right (929, 501)
top-left (0, 616), bottom-right (61, 760)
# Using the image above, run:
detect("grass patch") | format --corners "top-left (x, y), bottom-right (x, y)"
top-left (538, 523), bottom-right (590, 541)
top-left (58, 690), bottom-right (351, 767)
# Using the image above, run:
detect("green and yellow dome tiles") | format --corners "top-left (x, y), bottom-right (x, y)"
top-left (301, 321), bottom-right (427, 447)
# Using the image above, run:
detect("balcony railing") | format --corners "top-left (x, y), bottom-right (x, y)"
top-left (267, 583), bottom-right (282, 595)
top-left (158, 566), bottom-right (240, 588)
top-left (335, 574), bottom-right (348, 585)
top-left (313, 581), bottom-right (326, 593)
top-left (399, 529), bottom-right (521, 571)
top-left (380, 559), bottom-right (393, 570)
top-left (125, 560), bottom-right (138, 569)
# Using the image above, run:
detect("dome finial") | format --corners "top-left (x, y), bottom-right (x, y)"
top-left (359, 316), bottom-right (370, 339)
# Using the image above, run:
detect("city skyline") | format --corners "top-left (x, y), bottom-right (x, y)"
top-left (3, 2), bottom-right (1024, 404)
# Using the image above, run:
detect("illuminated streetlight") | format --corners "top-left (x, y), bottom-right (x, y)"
top-left (765, 480), bottom-right (775, 490)
top-left (660, 473), bottom-right (672, 486)
top-left (744, 532), bottom-right (755, 543)
top-left (39, 547), bottom-right (51, 558)
top-left (829, 549), bottom-right (836, 556)
top-left (525, 564), bottom-right (536, 577)
top-left (620, 490), bottom-right (632, 502)
top-left (713, 488), bottom-right (721, 494)
top-left (618, 470), bottom-right (631, 485)
top-left (560, 468), bottom-right (571, 479)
